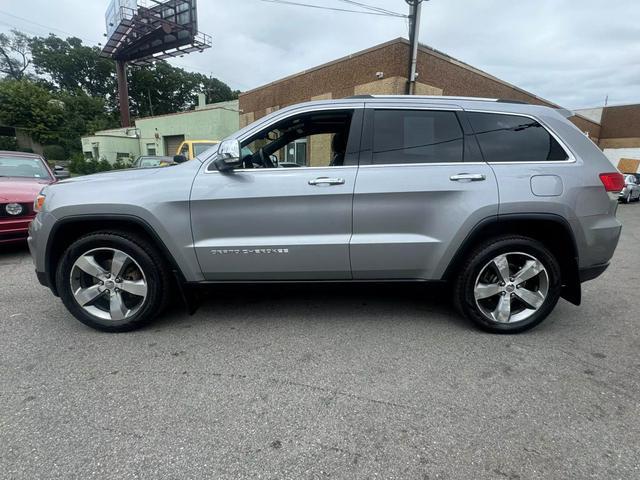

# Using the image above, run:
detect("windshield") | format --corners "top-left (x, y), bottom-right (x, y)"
top-left (0, 156), bottom-right (51, 179)
top-left (193, 143), bottom-right (218, 156)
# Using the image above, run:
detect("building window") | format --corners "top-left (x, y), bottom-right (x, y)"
top-left (283, 138), bottom-right (308, 166)
top-left (146, 143), bottom-right (157, 156)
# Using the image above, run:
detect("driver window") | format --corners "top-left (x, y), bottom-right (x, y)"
top-left (179, 143), bottom-right (190, 157)
top-left (240, 109), bottom-right (354, 169)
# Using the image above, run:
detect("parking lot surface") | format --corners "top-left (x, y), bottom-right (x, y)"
top-left (1, 206), bottom-right (639, 480)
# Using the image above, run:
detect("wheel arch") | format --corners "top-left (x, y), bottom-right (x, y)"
top-left (443, 213), bottom-right (581, 305)
top-left (45, 214), bottom-right (185, 296)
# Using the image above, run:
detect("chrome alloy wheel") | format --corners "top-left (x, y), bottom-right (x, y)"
top-left (473, 252), bottom-right (549, 324)
top-left (69, 248), bottom-right (148, 321)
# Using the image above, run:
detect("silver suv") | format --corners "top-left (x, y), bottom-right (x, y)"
top-left (28, 96), bottom-right (623, 333)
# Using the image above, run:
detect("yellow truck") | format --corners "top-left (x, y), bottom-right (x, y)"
top-left (175, 140), bottom-right (220, 160)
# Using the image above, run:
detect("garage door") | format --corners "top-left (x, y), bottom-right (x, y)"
top-left (164, 135), bottom-right (185, 156)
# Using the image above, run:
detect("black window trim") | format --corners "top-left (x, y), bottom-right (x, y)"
top-left (463, 109), bottom-right (576, 164)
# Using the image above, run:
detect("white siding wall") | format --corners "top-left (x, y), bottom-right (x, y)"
top-left (604, 148), bottom-right (640, 171)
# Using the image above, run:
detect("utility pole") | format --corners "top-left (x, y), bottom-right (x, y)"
top-left (405, 0), bottom-right (424, 95)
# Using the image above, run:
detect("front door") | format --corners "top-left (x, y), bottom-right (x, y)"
top-left (350, 104), bottom-right (499, 280)
top-left (190, 106), bottom-right (363, 280)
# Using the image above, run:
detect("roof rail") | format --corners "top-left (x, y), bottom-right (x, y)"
top-left (496, 98), bottom-right (529, 104)
top-left (345, 94), bottom-right (500, 102)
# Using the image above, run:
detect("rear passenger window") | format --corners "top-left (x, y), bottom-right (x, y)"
top-left (467, 112), bottom-right (568, 162)
top-left (372, 110), bottom-right (464, 164)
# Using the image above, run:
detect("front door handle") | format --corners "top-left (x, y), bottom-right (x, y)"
top-left (308, 177), bottom-right (345, 186)
top-left (450, 173), bottom-right (486, 182)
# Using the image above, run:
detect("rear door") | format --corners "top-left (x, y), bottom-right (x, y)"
top-left (350, 101), bottom-right (499, 280)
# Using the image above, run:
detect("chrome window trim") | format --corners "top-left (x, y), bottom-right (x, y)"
top-left (464, 109), bottom-right (577, 164)
top-left (359, 162), bottom-right (487, 169)
top-left (203, 165), bottom-right (357, 175)
top-left (204, 103), bottom-right (364, 173)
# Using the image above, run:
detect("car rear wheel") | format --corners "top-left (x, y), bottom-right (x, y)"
top-left (56, 231), bottom-right (170, 332)
top-left (454, 236), bottom-right (562, 333)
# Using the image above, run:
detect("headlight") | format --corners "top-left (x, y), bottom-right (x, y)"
top-left (34, 194), bottom-right (46, 212)
top-left (5, 203), bottom-right (24, 216)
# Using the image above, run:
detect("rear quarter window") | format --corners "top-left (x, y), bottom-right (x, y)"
top-left (467, 112), bottom-right (568, 162)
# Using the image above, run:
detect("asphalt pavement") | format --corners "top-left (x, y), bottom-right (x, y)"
top-left (1, 206), bottom-right (639, 479)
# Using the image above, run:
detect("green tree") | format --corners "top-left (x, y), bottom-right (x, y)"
top-left (127, 62), bottom-right (237, 117)
top-left (0, 30), bottom-right (31, 80)
top-left (30, 35), bottom-right (116, 100)
top-left (0, 79), bottom-right (65, 145)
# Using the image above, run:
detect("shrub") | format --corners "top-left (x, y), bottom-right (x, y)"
top-left (0, 136), bottom-right (18, 151)
top-left (69, 153), bottom-right (87, 174)
top-left (97, 159), bottom-right (112, 172)
top-left (113, 157), bottom-right (133, 170)
top-left (42, 144), bottom-right (66, 161)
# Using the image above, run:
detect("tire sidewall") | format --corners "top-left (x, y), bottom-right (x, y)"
top-left (56, 233), bottom-right (163, 332)
top-left (457, 237), bottom-right (562, 333)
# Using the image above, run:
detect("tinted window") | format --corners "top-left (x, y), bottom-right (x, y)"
top-left (468, 112), bottom-right (568, 162)
top-left (372, 110), bottom-right (463, 164)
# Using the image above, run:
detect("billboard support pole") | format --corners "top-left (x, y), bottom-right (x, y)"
top-left (116, 60), bottom-right (131, 127)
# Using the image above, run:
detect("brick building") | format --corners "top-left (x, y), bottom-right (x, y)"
top-left (238, 38), bottom-right (600, 143)
top-left (576, 104), bottom-right (640, 172)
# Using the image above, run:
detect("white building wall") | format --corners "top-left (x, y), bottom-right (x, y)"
top-left (603, 148), bottom-right (640, 171)
top-left (574, 107), bottom-right (604, 124)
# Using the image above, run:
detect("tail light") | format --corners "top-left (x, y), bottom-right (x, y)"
top-left (599, 172), bottom-right (624, 192)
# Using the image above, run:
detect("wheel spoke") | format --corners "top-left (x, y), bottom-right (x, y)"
top-left (474, 282), bottom-right (502, 300)
top-left (73, 284), bottom-right (103, 306)
top-left (120, 279), bottom-right (147, 297)
top-left (492, 294), bottom-right (512, 323)
top-left (515, 287), bottom-right (545, 310)
top-left (74, 255), bottom-right (107, 279)
top-left (110, 250), bottom-right (129, 277)
top-left (110, 292), bottom-right (130, 321)
top-left (492, 254), bottom-right (511, 283)
top-left (513, 259), bottom-right (543, 284)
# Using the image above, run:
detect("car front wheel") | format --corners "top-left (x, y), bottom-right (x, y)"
top-left (454, 236), bottom-right (562, 333)
top-left (56, 231), bottom-right (170, 332)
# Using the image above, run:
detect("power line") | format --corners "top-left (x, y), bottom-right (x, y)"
top-left (337, 0), bottom-right (405, 17)
top-left (257, 0), bottom-right (405, 17)
top-left (0, 10), bottom-right (102, 45)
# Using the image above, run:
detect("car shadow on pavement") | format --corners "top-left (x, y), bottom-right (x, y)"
top-left (154, 281), bottom-right (470, 331)
top-left (0, 242), bottom-right (30, 258)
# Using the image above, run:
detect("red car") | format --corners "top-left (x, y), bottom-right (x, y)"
top-left (0, 151), bottom-right (57, 244)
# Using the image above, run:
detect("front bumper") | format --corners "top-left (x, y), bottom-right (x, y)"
top-left (0, 216), bottom-right (33, 244)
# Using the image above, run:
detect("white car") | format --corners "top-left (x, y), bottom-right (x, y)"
top-left (619, 174), bottom-right (640, 203)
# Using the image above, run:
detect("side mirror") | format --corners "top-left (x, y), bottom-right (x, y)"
top-left (213, 139), bottom-right (243, 172)
top-left (173, 155), bottom-right (188, 164)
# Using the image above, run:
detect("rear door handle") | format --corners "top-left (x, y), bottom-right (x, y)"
top-left (449, 173), bottom-right (486, 182)
top-left (308, 177), bottom-right (345, 186)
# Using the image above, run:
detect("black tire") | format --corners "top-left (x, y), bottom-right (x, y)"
top-left (56, 231), bottom-right (171, 332)
top-left (453, 235), bottom-right (562, 334)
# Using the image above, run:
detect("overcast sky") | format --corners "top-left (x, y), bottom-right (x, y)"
top-left (1, 0), bottom-right (638, 109)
